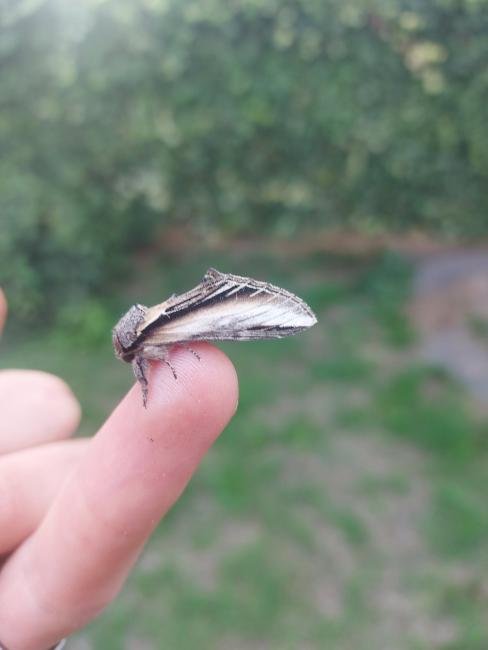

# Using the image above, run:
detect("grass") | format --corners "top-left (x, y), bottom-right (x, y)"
top-left (2, 250), bottom-right (488, 649)
top-left (375, 365), bottom-right (484, 460)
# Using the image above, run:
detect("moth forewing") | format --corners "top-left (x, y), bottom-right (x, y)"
top-left (141, 299), bottom-right (173, 333)
top-left (139, 269), bottom-right (225, 331)
top-left (113, 268), bottom-right (317, 406)
top-left (141, 294), bottom-right (315, 345)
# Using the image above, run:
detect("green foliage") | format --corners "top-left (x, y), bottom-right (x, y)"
top-left (56, 298), bottom-right (116, 347)
top-left (2, 0), bottom-right (488, 320)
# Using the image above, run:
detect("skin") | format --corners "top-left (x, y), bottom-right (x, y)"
top-left (0, 288), bottom-right (238, 650)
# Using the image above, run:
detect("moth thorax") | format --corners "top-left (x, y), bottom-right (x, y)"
top-left (112, 304), bottom-right (147, 357)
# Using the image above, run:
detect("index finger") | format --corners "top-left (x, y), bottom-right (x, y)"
top-left (0, 343), bottom-right (238, 650)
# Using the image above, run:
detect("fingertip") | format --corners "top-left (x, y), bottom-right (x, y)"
top-left (45, 373), bottom-right (82, 438)
top-left (104, 343), bottom-right (238, 466)
top-left (139, 343), bottom-right (239, 449)
top-left (0, 371), bottom-right (81, 453)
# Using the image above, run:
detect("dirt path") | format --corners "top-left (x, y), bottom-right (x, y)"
top-left (409, 251), bottom-right (488, 403)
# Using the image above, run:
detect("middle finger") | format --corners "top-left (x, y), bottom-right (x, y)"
top-left (0, 439), bottom-right (89, 553)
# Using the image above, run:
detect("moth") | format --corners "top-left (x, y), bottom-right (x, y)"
top-left (113, 268), bottom-right (317, 406)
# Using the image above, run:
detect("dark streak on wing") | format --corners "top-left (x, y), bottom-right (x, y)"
top-left (181, 325), bottom-right (309, 341)
top-left (144, 286), bottom-right (256, 334)
top-left (133, 274), bottom-right (258, 345)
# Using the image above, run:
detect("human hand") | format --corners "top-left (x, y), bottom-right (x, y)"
top-left (0, 289), bottom-right (238, 650)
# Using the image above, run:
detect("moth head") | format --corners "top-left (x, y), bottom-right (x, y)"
top-left (112, 304), bottom-right (147, 362)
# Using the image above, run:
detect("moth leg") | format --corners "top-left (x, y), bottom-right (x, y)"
top-left (132, 356), bottom-right (150, 407)
top-left (142, 345), bottom-right (178, 380)
top-left (180, 344), bottom-right (201, 361)
top-left (163, 357), bottom-right (178, 380)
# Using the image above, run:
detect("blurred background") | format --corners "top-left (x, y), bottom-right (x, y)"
top-left (1, 0), bottom-right (488, 648)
